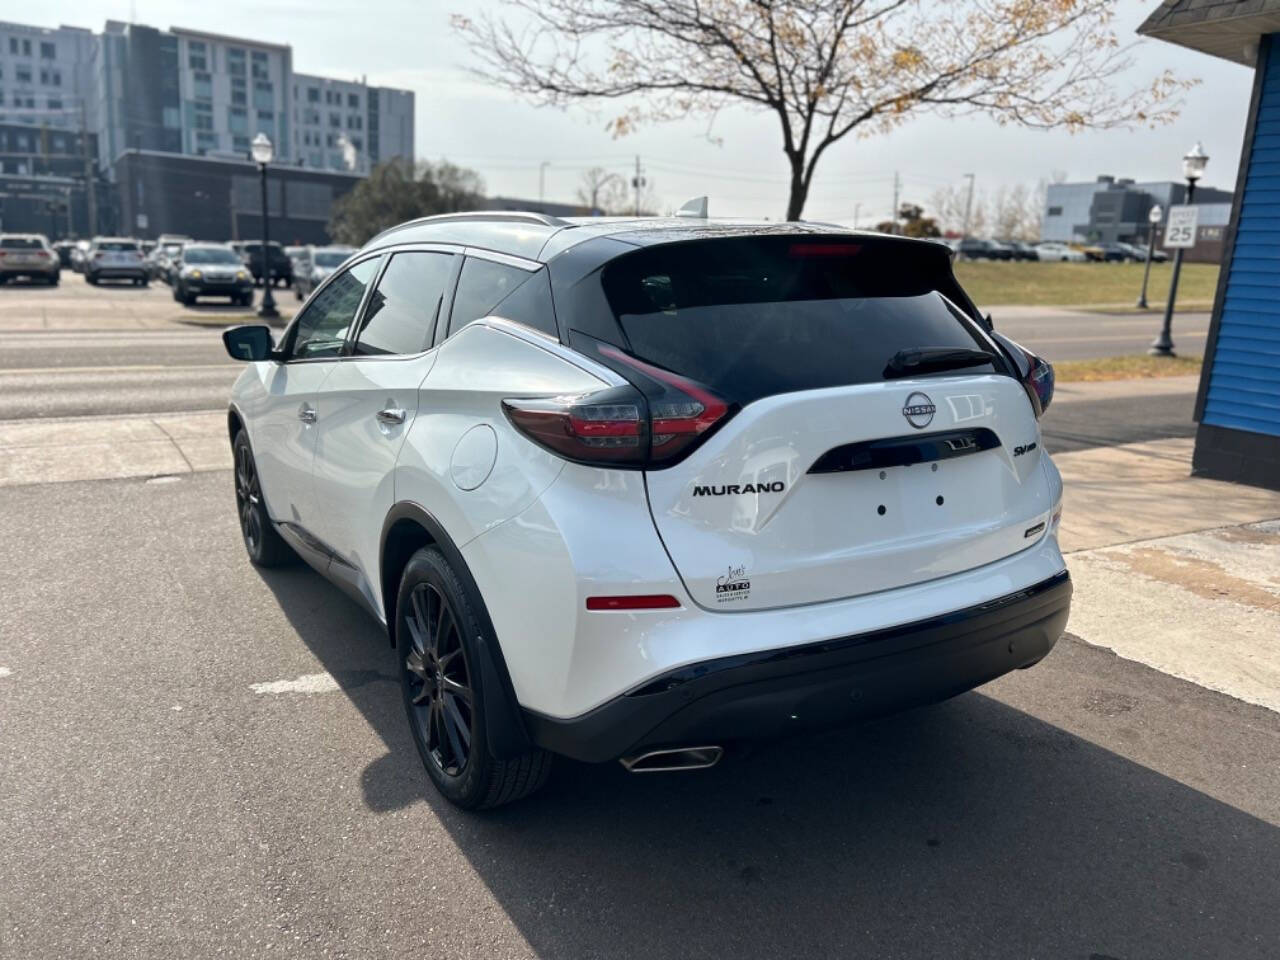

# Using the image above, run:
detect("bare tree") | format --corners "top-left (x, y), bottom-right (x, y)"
top-left (929, 185), bottom-right (968, 236)
top-left (453, 1), bottom-right (1190, 220)
top-left (575, 166), bottom-right (630, 214)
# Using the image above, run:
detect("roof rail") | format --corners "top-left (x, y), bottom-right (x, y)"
top-left (367, 210), bottom-right (569, 247)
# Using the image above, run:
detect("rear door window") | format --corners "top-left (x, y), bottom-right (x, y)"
top-left (447, 257), bottom-right (550, 337)
top-left (352, 251), bottom-right (455, 356)
top-left (599, 236), bottom-right (999, 405)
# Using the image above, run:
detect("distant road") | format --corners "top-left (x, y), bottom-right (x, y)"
top-left (990, 306), bottom-right (1210, 363)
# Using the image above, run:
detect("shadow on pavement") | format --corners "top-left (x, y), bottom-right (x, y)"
top-left (258, 562), bottom-right (1280, 959)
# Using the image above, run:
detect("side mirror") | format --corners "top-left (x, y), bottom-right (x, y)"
top-left (223, 324), bottom-right (275, 362)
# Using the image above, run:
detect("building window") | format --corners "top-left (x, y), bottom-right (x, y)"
top-left (347, 92), bottom-right (359, 108)
top-left (193, 72), bottom-right (213, 100)
top-left (307, 87), bottom-right (320, 103)
top-left (21, 38), bottom-right (31, 56)
top-left (229, 105), bottom-right (247, 134)
top-left (16, 66), bottom-right (31, 84)
top-left (1047, 206), bottom-right (1063, 217)
top-left (52, 71), bottom-right (61, 86)
top-left (194, 112), bottom-right (214, 131)
top-left (233, 134), bottom-right (249, 152)
top-left (329, 113), bottom-right (340, 128)
top-left (7, 38), bottom-right (15, 55)
top-left (40, 41), bottom-right (56, 60)
top-left (258, 109), bottom-right (274, 121)
top-left (47, 97), bottom-right (61, 111)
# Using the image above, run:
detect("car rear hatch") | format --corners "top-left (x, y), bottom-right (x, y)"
top-left (95, 242), bottom-right (141, 269)
top-left (591, 234), bottom-right (1053, 612)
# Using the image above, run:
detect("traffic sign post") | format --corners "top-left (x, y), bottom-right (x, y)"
top-left (1152, 201), bottom-right (1201, 357)
top-left (1163, 205), bottom-right (1199, 249)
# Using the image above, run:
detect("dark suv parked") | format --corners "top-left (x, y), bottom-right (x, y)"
top-left (241, 241), bottom-right (294, 287)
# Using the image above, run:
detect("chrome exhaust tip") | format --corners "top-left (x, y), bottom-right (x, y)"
top-left (619, 745), bottom-right (724, 773)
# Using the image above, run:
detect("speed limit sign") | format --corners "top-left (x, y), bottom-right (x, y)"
top-left (1163, 205), bottom-right (1199, 249)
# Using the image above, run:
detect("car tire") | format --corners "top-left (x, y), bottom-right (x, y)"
top-left (232, 431), bottom-right (295, 567)
top-left (396, 547), bottom-right (551, 810)
top-left (86, 273), bottom-right (98, 285)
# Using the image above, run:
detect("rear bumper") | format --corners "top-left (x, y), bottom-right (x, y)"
top-left (89, 267), bottom-right (147, 278)
top-left (0, 263), bottom-right (59, 276)
top-left (525, 570), bottom-right (1071, 763)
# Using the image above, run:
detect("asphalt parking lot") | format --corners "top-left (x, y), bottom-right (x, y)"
top-left (2, 274), bottom-right (1275, 960)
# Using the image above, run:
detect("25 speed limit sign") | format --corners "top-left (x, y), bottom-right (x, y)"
top-left (1163, 205), bottom-right (1199, 249)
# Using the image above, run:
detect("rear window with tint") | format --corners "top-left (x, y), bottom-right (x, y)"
top-left (96, 241), bottom-right (138, 252)
top-left (600, 236), bottom-right (997, 405)
top-left (1, 237), bottom-right (43, 249)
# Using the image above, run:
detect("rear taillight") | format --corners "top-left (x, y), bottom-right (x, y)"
top-left (503, 346), bottom-right (731, 468)
top-left (991, 332), bottom-right (1054, 418)
top-left (502, 386), bottom-right (648, 466)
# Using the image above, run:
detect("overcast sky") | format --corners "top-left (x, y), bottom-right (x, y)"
top-left (29, 0), bottom-right (1256, 223)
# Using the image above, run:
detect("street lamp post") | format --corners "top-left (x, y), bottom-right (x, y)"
top-left (250, 132), bottom-right (279, 321)
top-left (1151, 142), bottom-right (1209, 357)
top-left (1136, 204), bottom-right (1163, 309)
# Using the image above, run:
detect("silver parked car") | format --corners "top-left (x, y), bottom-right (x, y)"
top-left (0, 234), bottom-right (61, 285)
top-left (292, 245), bottom-right (357, 301)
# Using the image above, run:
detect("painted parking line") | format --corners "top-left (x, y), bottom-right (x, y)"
top-left (250, 672), bottom-right (341, 695)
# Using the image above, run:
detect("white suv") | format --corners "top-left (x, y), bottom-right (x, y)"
top-left (224, 212), bottom-right (1071, 808)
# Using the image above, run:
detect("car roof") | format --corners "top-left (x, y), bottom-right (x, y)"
top-left (361, 211), bottom-right (941, 264)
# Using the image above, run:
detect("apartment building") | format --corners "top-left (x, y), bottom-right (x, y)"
top-left (0, 21), bottom-right (97, 133)
top-left (292, 72), bottom-right (413, 174)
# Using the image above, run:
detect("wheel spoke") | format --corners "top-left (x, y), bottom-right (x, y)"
top-left (404, 649), bottom-right (428, 680)
top-left (404, 608), bottom-right (427, 656)
top-left (410, 589), bottom-right (430, 653)
top-left (441, 676), bottom-right (472, 705)
top-left (443, 694), bottom-right (471, 749)
top-left (441, 697), bottom-right (467, 765)
top-left (434, 605), bottom-right (454, 660)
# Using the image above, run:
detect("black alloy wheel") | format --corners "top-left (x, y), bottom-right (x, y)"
top-left (396, 547), bottom-right (551, 809)
top-left (231, 432), bottom-right (293, 567)
top-left (403, 582), bottom-right (474, 777)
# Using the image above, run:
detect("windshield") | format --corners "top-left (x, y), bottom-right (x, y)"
top-left (314, 251), bottom-right (350, 268)
top-left (600, 236), bottom-right (999, 405)
top-left (183, 247), bottom-right (242, 265)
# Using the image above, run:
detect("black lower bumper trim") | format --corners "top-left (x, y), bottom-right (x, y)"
top-left (525, 571), bottom-right (1071, 763)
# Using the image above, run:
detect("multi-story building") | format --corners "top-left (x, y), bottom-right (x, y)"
top-left (0, 21), bottom-right (97, 131)
top-left (1042, 175), bottom-right (1234, 248)
top-left (292, 72), bottom-right (413, 174)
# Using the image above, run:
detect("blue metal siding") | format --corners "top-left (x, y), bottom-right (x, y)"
top-left (1204, 36), bottom-right (1280, 438)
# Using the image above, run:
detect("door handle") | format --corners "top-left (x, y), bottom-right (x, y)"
top-left (376, 406), bottom-right (407, 425)
top-left (298, 405), bottom-right (317, 424)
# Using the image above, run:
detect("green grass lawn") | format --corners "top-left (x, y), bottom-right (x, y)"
top-left (953, 260), bottom-right (1220, 308)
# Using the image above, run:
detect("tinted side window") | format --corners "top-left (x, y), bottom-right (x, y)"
top-left (290, 256), bottom-right (380, 359)
top-left (447, 258), bottom-right (536, 336)
top-left (487, 268), bottom-right (557, 339)
top-left (353, 251), bottom-right (455, 356)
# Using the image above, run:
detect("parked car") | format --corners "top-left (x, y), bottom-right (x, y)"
top-left (291, 245), bottom-right (356, 301)
top-left (52, 240), bottom-right (79, 268)
top-left (221, 212), bottom-right (1070, 809)
top-left (986, 240), bottom-right (1017, 261)
top-left (1034, 241), bottom-right (1088, 262)
top-left (69, 240), bottom-right (91, 273)
top-left (0, 234), bottom-right (60, 285)
top-left (1117, 240), bottom-right (1169, 263)
top-left (85, 237), bottom-right (148, 286)
top-left (955, 237), bottom-right (1004, 260)
top-left (241, 241), bottom-right (293, 287)
top-left (1094, 242), bottom-right (1136, 263)
top-left (1006, 242), bottom-right (1040, 261)
top-left (171, 244), bottom-right (254, 306)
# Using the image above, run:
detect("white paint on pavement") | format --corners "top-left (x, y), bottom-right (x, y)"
top-left (1067, 521), bottom-right (1280, 714)
top-left (0, 667), bottom-right (12, 678)
top-left (251, 672), bottom-right (340, 695)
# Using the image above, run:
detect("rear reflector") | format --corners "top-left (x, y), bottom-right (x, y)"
top-left (586, 594), bottom-right (681, 611)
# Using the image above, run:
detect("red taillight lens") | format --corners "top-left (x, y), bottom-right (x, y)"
top-left (586, 594), bottom-right (681, 611)
top-left (502, 386), bottom-right (649, 466)
top-left (597, 345), bottom-right (729, 465)
top-left (505, 348), bottom-right (731, 468)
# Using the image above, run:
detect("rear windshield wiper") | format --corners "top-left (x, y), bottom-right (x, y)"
top-left (883, 346), bottom-right (995, 379)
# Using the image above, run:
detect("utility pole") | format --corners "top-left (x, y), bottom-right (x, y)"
top-left (632, 155), bottom-right (647, 217)
top-left (79, 99), bottom-right (98, 236)
top-left (891, 172), bottom-right (901, 234)
top-left (853, 203), bottom-right (861, 229)
top-left (962, 173), bottom-right (975, 237)
top-left (538, 161), bottom-right (550, 206)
